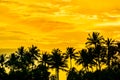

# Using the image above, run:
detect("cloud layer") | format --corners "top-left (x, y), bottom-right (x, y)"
top-left (0, 0), bottom-right (120, 50)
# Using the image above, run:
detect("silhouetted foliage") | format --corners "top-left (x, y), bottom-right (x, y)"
top-left (66, 47), bottom-right (76, 69)
top-left (0, 32), bottom-right (120, 80)
top-left (67, 67), bottom-right (80, 80)
top-left (75, 48), bottom-right (95, 72)
top-left (49, 48), bottom-right (68, 80)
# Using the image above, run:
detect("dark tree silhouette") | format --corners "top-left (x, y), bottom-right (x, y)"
top-left (75, 49), bottom-right (95, 72)
top-left (28, 45), bottom-right (40, 69)
top-left (6, 46), bottom-right (41, 80)
top-left (86, 32), bottom-right (104, 47)
top-left (66, 47), bottom-right (76, 69)
top-left (104, 38), bottom-right (116, 69)
top-left (0, 54), bottom-right (6, 68)
top-left (39, 52), bottom-right (50, 67)
top-left (49, 48), bottom-right (68, 80)
top-left (1, 32), bottom-right (120, 80)
top-left (6, 53), bottom-right (19, 71)
top-left (67, 67), bottom-right (80, 80)
top-left (0, 54), bottom-right (8, 80)
top-left (31, 64), bottom-right (50, 80)
top-left (86, 32), bottom-right (104, 70)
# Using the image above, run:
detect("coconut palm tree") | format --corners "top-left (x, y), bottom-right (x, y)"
top-left (76, 49), bottom-right (88, 72)
top-left (6, 47), bottom-right (30, 71)
top-left (66, 47), bottom-right (76, 69)
top-left (86, 32), bottom-right (104, 70)
top-left (86, 32), bottom-right (104, 47)
top-left (117, 41), bottom-right (120, 53)
top-left (16, 46), bottom-right (30, 70)
top-left (0, 54), bottom-right (6, 68)
top-left (0, 54), bottom-right (8, 80)
top-left (28, 45), bottom-right (40, 69)
top-left (6, 53), bottom-right (19, 71)
top-left (67, 67), bottom-right (80, 80)
top-left (49, 48), bottom-right (68, 80)
top-left (75, 49), bottom-right (95, 72)
top-left (87, 47), bottom-right (97, 71)
top-left (31, 64), bottom-right (50, 80)
top-left (28, 45), bottom-right (40, 61)
top-left (28, 45), bottom-right (40, 58)
top-left (104, 38), bottom-right (116, 69)
top-left (39, 52), bottom-right (51, 67)
top-left (6, 46), bottom-right (41, 80)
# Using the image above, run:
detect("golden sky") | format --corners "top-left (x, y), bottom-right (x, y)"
top-left (0, 0), bottom-right (120, 50)
top-left (0, 0), bottom-right (120, 80)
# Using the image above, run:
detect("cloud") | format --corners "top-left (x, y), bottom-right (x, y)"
top-left (19, 18), bottom-right (75, 32)
top-left (0, 0), bottom-right (24, 6)
top-left (0, 36), bottom-right (22, 40)
top-left (0, 0), bottom-right (120, 50)
top-left (95, 21), bottom-right (120, 26)
top-left (9, 31), bottom-right (28, 35)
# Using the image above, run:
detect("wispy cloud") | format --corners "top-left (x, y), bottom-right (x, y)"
top-left (0, 0), bottom-right (120, 50)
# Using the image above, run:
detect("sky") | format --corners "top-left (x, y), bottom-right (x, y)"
top-left (0, 0), bottom-right (120, 79)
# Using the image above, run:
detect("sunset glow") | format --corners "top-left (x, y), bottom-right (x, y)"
top-left (0, 0), bottom-right (120, 79)
top-left (0, 0), bottom-right (120, 50)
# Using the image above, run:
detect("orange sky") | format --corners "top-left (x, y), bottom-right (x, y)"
top-left (0, 0), bottom-right (120, 79)
top-left (0, 0), bottom-right (120, 50)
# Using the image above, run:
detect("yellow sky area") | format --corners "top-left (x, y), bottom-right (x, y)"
top-left (0, 0), bottom-right (120, 80)
top-left (0, 0), bottom-right (120, 50)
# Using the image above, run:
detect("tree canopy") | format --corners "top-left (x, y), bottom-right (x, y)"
top-left (0, 32), bottom-right (120, 80)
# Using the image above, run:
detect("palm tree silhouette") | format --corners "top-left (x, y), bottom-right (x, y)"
top-left (16, 46), bottom-right (29, 70)
top-left (39, 52), bottom-right (51, 68)
top-left (0, 54), bottom-right (6, 68)
top-left (1, 32), bottom-right (120, 80)
top-left (6, 53), bottom-right (19, 71)
top-left (49, 48), bottom-right (68, 80)
top-left (117, 42), bottom-right (120, 53)
top-left (86, 32), bottom-right (104, 70)
top-left (28, 45), bottom-right (40, 59)
top-left (0, 54), bottom-right (8, 80)
top-left (67, 67), bottom-right (79, 80)
top-left (66, 47), bottom-right (76, 69)
top-left (32, 64), bottom-right (50, 80)
top-left (76, 49), bottom-right (88, 72)
top-left (86, 32), bottom-right (104, 47)
top-left (28, 45), bottom-right (40, 69)
top-left (87, 47), bottom-right (96, 71)
top-left (76, 49), bottom-right (95, 72)
top-left (104, 38), bottom-right (116, 69)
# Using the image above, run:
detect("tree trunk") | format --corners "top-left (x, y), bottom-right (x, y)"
top-left (56, 68), bottom-right (59, 80)
top-left (87, 66), bottom-right (89, 72)
top-left (70, 58), bottom-right (72, 69)
top-left (95, 60), bottom-right (98, 70)
top-left (98, 57), bottom-right (101, 71)
top-left (108, 48), bottom-right (111, 69)
top-left (108, 55), bottom-right (111, 69)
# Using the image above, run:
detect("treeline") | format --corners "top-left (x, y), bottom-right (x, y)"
top-left (0, 32), bottom-right (120, 80)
